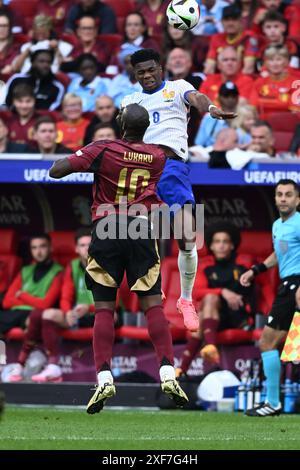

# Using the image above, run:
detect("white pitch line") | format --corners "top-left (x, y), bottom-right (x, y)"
top-left (2, 436), bottom-right (300, 442)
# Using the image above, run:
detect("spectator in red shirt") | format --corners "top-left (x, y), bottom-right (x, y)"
top-left (29, 115), bottom-right (72, 154)
top-left (0, 233), bottom-right (63, 340)
top-left (176, 223), bottom-right (254, 376)
top-left (7, 84), bottom-right (39, 146)
top-left (200, 46), bottom-right (254, 104)
top-left (0, 12), bottom-right (20, 75)
top-left (57, 94), bottom-right (90, 151)
top-left (204, 5), bottom-right (258, 75)
top-left (257, 11), bottom-right (300, 71)
top-left (37, 0), bottom-right (71, 35)
top-left (62, 15), bottom-right (110, 73)
top-left (252, 0), bottom-right (300, 38)
top-left (0, 116), bottom-right (30, 153)
top-left (137, 0), bottom-right (169, 38)
top-left (250, 45), bottom-right (300, 118)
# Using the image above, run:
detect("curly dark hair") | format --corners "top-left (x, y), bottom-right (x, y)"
top-left (205, 222), bottom-right (241, 252)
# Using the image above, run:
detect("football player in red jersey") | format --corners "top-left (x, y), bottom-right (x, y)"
top-left (49, 103), bottom-right (189, 413)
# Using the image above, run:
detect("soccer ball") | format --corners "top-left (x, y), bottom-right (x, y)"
top-left (166, 0), bottom-right (200, 31)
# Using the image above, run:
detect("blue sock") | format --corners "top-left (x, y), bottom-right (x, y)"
top-left (262, 350), bottom-right (281, 407)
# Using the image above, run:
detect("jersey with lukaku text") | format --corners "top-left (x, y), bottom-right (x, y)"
top-left (121, 80), bottom-right (196, 161)
top-left (67, 139), bottom-right (166, 221)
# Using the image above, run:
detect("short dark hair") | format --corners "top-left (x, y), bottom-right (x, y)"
top-left (30, 233), bottom-right (51, 243)
top-left (222, 5), bottom-right (241, 20)
top-left (76, 53), bottom-right (98, 69)
top-left (122, 103), bottom-right (150, 134)
top-left (34, 115), bottom-right (56, 131)
top-left (92, 123), bottom-right (116, 138)
top-left (30, 48), bottom-right (54, 63)
top-left (75, 227), bottom-right (92, 243)
top-left (206, 222), bottom-right (241, 252)
top-left (275, 179), bottom-right (300, 195)
top-left (12, 84), bottom-right (35, 101)
top-left (131, 48), bottom-right (161, 67)
top-left (252, 120), bottom-right (273, 132)
top-left (262, 11), bottom-right (287, 26)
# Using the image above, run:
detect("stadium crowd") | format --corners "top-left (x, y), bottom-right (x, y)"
top-left (0, 0), bottom-right (299, 161)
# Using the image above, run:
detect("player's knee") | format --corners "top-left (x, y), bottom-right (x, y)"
top-left (258, 335), bottom-right (272, 352)
top-left (43, 309), bottom-right (62, 323)
top-left (202, 294), bottom-right (220, 308)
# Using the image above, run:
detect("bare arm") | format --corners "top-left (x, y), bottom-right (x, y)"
top-left (49, 158), bottom-right (73, 178)
top-left (262, 251), bottom-right (278, 269)
top-left (240, 251), bottom-right (278, 287)
top-left (187, 91), bottom-right (237, 120)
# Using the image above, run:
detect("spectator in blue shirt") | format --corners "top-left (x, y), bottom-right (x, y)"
top-left (194, 81), bottom-right (241, 147)
top-left (193, 0), bottom-right (228, 36)
top-left (67, 54), bottom-right (110, 112)
top-left (65, 0), bottom-right (117, 34)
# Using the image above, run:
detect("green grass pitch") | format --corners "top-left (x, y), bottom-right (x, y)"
top-left (1, 407), bottom-right (300, 450)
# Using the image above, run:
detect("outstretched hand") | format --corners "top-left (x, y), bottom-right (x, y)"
top-left (209, 107), bottom-right (237, 120)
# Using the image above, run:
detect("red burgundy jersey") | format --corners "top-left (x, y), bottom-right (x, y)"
top-left (67, 139), bottom-right (166, 221)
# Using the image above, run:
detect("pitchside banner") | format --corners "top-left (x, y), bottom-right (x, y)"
top-left (5, 341), bottom-right (260, 382)
top-left (0, 183), bottom-right (276, 234)
top-left (0, 160), bottom-right (300, 185)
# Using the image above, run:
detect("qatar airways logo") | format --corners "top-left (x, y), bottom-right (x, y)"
top-left (95, 201), bottom-right (205, 250)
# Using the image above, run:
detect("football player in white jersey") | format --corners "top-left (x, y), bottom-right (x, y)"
top-left (122, 49), bottom-right (236, 332)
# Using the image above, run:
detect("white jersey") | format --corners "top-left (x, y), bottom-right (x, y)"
top-left (121, 79), bottom-right (196, 161)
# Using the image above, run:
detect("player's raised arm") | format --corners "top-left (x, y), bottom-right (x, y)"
top-left (50, 142), bottom-right (106, 178)
top-left (186, 91), bottom-right (237, 120)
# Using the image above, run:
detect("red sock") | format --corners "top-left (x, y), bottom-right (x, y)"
top-left (145, 305), bottom-right (174, 366)
top-left (202, 318), bottom-right (219, 346)
top-left (18, 309), bottom-right (43, 366)
top-left (180, 336), bottom-right (202, 374)
top-left (42, 319), bottom-right (60, 364)
top-left (93, 309), bottom-right (115, 373)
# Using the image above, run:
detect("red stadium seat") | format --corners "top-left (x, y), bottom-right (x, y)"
top-left (268, 112), bottom-right (300, 133)
top-left (216, 329), bottom-right (253, 345)
top-left (273, 131), bottom-right (293, 152)
top-left (49, 231), bottom-right (76, 266)
top-left (98, 34), bottom-right (123, 54)
top-left (0, 229), bottom-right (21, 294)
top-left (9, 0), bottom-right (38, 20)
top-left (0, 229), bottom-right (19, 255)
top-left (6, 324), bottom-right (184, 342)
top-left (238, 231), bottom-right (273, 260)
top-left (102, 0), bottom-right (135, 17)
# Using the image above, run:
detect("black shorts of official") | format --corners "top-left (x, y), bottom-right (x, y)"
top-left (219, 298), bottom-right (249, 330)
top-left (0, 309), bottom-right (31, 336)
top-left (268, 275), bottom-right (300, 331)
top-left (85, 217), bottom-right (161, 302)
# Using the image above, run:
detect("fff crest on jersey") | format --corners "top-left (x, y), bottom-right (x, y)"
top-left (162, 89), bottom-right (175, 102)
